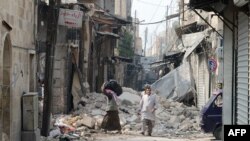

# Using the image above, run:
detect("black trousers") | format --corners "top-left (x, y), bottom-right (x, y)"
top-left (142, 119), bottom-right (154, 134)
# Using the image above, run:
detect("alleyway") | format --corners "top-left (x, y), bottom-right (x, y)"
top-left (2, 0), bottom-right (250, 141)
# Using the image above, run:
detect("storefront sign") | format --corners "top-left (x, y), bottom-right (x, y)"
top-left (58, 8), bottom-right (83, 28)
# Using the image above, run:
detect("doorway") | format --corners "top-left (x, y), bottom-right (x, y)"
top-left (1, 34), bottom-right (12, 141)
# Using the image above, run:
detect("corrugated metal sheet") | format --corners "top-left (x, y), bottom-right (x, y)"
top-left (236, 12), bottom-right (249, 124)
top-left (183, 32), bottom-right (206, 59)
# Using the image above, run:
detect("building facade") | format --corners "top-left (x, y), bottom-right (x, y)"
top-left (188, 0), bottom-right (250, 139)
top-left (177, 0), bottom-right (223, 109)
top-left (0, 0), bottom-right (37, 140)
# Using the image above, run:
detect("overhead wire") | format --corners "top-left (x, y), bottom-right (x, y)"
top-left (153, 0), bottom-right (177, 36)
top-left (147, 6), bottom-right (189, 54)
top-left (149, 0), bottom-right (163, 22)
top-left (91, 0), bottom-right (190, 53)
top-left (150, 1), bottom-right (168, 47)
top-left (153, 0), bottom-right (180, 52)
top-left (165, 0), bottom-right (179, 52)
top-left (93, 2), bottom-right (169, 26)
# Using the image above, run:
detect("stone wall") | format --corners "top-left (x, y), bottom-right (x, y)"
top-left (0, 0), bottom-right (35, 47)
top-left (52, 44), bottom-right (68, 114)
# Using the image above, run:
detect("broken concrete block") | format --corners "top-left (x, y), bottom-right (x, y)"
top-left (49, 128), bottom-right (62, 138)
top-left (119, 92), bottom-right (141, 104)
top-left (93, 115), bottom-right (104, 127)
top-left (179, 121), bottom-right (193, 131)
top-left (179, 115), bottom-right (185, 122)
top-left (119, 116), bottom-right (127, 127)
top-left (162, 102), bottom-right (171, 109)
top-left (126, 115), bottom-right (139, 123)
top-left (94, 102), bottom-right (102, 108)
top-left (64, 116), bottom-right (81, 126)
top-left (169, 115), bottom-right (180, 124)
top-left (91, 109), bottom-right (105, 116)
top-left (165, 122), bottom-right (174, 129)
top-left (121, 99), bottom-right (133, 106)
top-left (76, 126), bottom-right (88, 132)
top-left (76, 115), bottom-right (96, 128)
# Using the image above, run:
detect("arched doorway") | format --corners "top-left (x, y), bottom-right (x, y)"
top-left (1, 33), bottom-right (12, 141)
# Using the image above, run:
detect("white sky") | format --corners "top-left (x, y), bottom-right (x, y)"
top-left (131, 0), bottom-right (178, 49)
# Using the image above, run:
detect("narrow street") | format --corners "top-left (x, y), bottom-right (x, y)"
top-left (40, 87), bottom-right (214, 141)
top-left (3, 0), bottom-right (250, 141)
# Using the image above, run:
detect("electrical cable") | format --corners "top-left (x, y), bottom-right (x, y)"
top-left (93, 2), bottom-right (166, 25)
top-left (149, 0), bottom-right (163, 22)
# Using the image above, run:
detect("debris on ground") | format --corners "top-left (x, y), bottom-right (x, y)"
top-left (41, 87), bottom-right (207, 140)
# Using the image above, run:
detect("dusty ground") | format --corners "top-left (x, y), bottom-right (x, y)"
top-left (91, 132), bottom-right (215, 141)
top-left (40, 87), bottom-right (216, 141)
top-left (41, 130), bottom-right (215, 141)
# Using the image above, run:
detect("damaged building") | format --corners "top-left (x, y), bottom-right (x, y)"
top-left (36, 0), bottom-right (137, 115)
top-left (150, 0), bottom-right (223, 108)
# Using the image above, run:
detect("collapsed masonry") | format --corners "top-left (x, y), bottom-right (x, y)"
top-left (43, 87), bottom-right (205, 140)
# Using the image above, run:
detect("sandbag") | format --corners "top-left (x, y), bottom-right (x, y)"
top-left (104, 80), bottom-right (123, 96)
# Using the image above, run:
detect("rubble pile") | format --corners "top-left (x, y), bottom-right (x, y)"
top-left (44, 87), bottom-right (202, 140)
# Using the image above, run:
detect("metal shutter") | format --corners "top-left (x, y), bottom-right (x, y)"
top-left (197, 55), bottom-right (207, 109)
top-left (236, 12), bottom-right (249, 124)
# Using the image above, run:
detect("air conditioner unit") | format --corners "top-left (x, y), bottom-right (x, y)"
top-left (234, 0), bottom-right (249, 7)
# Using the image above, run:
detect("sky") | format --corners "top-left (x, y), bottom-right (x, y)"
top-left (131, 0), bottom-right (178, 49)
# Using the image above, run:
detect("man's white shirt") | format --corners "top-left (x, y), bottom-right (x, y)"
top-left (140, 93), bottom-right (157, 121)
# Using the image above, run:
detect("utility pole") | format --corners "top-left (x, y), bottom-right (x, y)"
top-left (144, 27), bottom-right (148, 56)
top-left (41, 0), bottom-right (60, 136)
top-left (134, 10), bottom-right (137, 54)
top-left (133, 10), bottom-right (137, 64)
top-left (166, 5), bottom-right (169, 51)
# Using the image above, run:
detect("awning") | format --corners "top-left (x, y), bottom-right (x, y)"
top-left (182, 31), bottom-right (206, 59)
top-left (112, 56), bottom-right (133, 63)
top-left (164, 51), bottom-right (184, 58)
top-left (175, 22), bottom-right (198, 37)
top-left (96, 31), bottom-right (120, 38)
top-left (150, 62), bottom-right (167, 69)
top-left (164, 51), bottom-right (184, 63)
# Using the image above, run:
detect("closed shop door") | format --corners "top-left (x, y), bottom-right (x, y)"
top-left (236, 12), bottom-right (250, 124)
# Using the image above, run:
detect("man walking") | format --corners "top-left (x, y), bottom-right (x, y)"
top-left (139, 84), bottom-right (157, 136)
